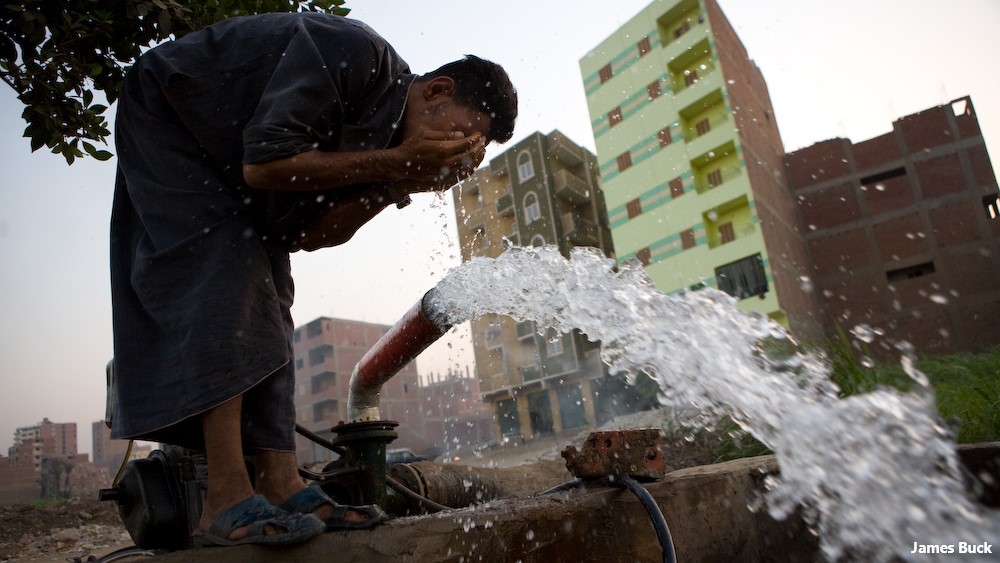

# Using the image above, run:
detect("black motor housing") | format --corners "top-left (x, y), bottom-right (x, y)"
top-left (99, 447), bottom-right (206, 550)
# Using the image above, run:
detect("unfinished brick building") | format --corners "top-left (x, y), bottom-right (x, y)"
top-left (784, 96), bottom-right (1000, 355)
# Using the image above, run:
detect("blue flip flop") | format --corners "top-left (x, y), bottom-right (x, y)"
top-left (192, 494), bottom-right (325, 547)
top-left (280, 486), bottom-right (387, 531)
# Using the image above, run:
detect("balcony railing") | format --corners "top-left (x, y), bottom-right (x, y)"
top-left (518, 364), bottom-right (542, 382)
top-left (496, 192), bottom-right (514, 216)
top-left (515, 319), bottom-right (536, 340)
top-left (547, 130), bottom-right (585, 167)
top-left (553, 169), bottom-right (590, 205)
top-left (561, 213), bottom-right (598, 246)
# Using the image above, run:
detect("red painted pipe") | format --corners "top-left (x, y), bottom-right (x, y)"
top-left (348, 290), bottom-right (452, 421)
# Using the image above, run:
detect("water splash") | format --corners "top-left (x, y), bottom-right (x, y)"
top-left (426, 245), bottom-right (999, 561)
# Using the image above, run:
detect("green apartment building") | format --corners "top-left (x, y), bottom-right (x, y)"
top-left (580, 0), bottom-right (823, 340)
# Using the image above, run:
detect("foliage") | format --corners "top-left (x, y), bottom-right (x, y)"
top-left (1, 0), bottom-right (348, 164)
top-left (824, 332), bottom-right (1000, 444)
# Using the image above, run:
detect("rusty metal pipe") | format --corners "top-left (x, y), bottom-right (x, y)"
top-left (348, 289), bottom-right (452, 422)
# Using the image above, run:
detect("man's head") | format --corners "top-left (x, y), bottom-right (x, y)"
top-left (414, 55), bottom-right (518, 144)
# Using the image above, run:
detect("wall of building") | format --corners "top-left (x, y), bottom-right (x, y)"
top-left (784, 96), bottom-right (1000, 355)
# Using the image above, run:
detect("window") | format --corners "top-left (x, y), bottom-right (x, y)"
top-left (658, 126), bottom-right (673, 147)
top-left (517, 151), bottom-right (535, 182)
top-left (524, 192), bottom-right (541, 224)
top-left (669, 177), bottom-right (684, 198)
top-left (886, 261), bottom-right (935, 282)
top-left (719, 222), bottom-right (735, 244)
top-left (860, 166), bottom-right (906, 186)
top-left (293, 330), bottom-right (301, 343)
top-left (695, 118), bottom-right (710, 136)
top-left (684, 69), bottom-right (698, 86)
top-left (984, 195), bottom-right (1000, 220)
top-left (707, 168), bottom-right (723, 187)
top-left (530, 235), bottom-right (546, 247)
top-left (295, 358), bottom-right (304, 371)
top-left (309, 346), bottom-right (327, 366)
top-left (647, 80), bottom-right (661, 101)
top-left (715, 254), bottom-right (768, 300)
top-left (636, 247), bottom-right (651, 266)
top-left (617, 152), bottom-right (633, 172)
top-left (599, 63), bottom-right (613, 83)
top-left (681, 228), bottom-right (696, 250)
top-left (305, 319), bottom-right (322, 339)
top-left (638, 37), bottom-right (651, 56)
top-left (608, 107), bottom-right (623, 127)
top-left (546, 335), bottom-right (564, 356)
top-left (626, 198), bottom-right (642, 219)
top-left (673, 21), bottom-right (690, 40)
top-left (473, 224), bottom-right (487, 248)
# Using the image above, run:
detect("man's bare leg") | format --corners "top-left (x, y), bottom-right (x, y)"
top-left (198, 395), bottom-right (258, 540)
top-left (254, 449), bottom-right (369, 524)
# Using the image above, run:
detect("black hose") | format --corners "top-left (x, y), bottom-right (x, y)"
top-left (295, 423), bottom-right (348, 456)
top-left (385, 475), bottom-right (452, 513)
top-left (538, 477), bottom-right (675, 563)
top-left (619, 476), bottom-right (676, 563)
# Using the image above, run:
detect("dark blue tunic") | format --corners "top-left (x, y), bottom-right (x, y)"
top-left (109, 13), bottom-right (415, 450)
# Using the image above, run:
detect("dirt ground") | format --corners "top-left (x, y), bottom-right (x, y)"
top-left (0, 495), bottom-right (131, 563)
top-left (0, 412), bottom-right (702, 563)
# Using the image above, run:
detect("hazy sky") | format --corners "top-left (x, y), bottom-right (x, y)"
top-left (1, 0), bottom-right (998, 457)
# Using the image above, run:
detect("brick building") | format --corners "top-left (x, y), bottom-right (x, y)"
top-left (292, 316), bottom-right (426, 465)
top-left (1, 418), bottom-right (109, 505)
top-left (784, 96), bottom-right (1000, 354)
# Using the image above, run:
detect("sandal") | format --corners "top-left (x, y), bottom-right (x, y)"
top-left (280, 486), bottom-right (387, 531)
top-left (192, 494), bottom-right (325, 547)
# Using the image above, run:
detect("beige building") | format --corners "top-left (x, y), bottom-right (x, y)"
top-left (453, 130), bottom-right (652, 443)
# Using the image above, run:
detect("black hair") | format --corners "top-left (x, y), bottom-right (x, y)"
top-left (423, 55), bottom-right (518, 144)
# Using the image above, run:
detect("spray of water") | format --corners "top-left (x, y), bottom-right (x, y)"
top-left (427, 245), bottom-right (999, 561)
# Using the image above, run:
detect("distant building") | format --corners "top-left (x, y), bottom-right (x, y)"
top-left (417, 370), bottom-right (493, 457)
top-left (453, 130), bottom-right (652, 443)
top-left (784, 96), bottom-right (1000, 354)
top-left (91, 420), bottom-right (151, 475)
top-left (9, 418), bottom-right (77, 470)
top-left (292, 316), bottom-right (425, 465)
top-left (579, 0), bottom-right (825, 342)
top-left (2, 418), bottom-right (108, 505)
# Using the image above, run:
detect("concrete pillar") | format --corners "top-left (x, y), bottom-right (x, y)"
top-left (580, 378), bottom-right (597, 428)
top-left (548, 388), bottom-right (563, 434)
top-left (515, 396), bottom-right (532, 441)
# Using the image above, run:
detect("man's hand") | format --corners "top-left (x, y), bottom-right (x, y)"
top-left (393, 129), bottom-right (486, 193)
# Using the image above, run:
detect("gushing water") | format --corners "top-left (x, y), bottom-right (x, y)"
top-left (426, 246), bottom-right (999, 561)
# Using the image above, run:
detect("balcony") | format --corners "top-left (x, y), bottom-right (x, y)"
top-left (490, 155), bottom-right (509, 178)
top-left (496, 191), bottom-right (514, 216)
top-left (695, 165), bottom-right (742, 194)
top-left (553, 169), bottom-right (590, 205)
top-left (519, 364), bottom-right (542, 382)
top-left (459, 176), bottom-right (481, 195)
top-left (547, 130), bottom-right (585, 167)
top-left (683, 112), bottom-right (729, 142)
top-left (504, 230), bottom-right (520, 247)
top-left (561, 213), bottom-right (599, 246)
top-left (310, 371), bottom-right (336, 395)
top-left (515, 319), bottom-right (536, 341)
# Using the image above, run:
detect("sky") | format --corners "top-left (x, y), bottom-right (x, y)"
top-left (1, 0), bottom-right (998, 458)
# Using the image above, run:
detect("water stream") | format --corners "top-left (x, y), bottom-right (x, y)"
top-left (426, 245), bottom-right (998, 562)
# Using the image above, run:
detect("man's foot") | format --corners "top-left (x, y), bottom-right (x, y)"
top-left (193, 494), bottom-right (325, 547)
top-left (279, 486), bottom-right (387, 531)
